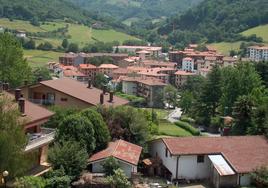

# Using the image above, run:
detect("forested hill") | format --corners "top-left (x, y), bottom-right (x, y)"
top-left (67, 0), bottom-right (203, 22)
top-left (158, 0), bottom-right (268, 43)
top-left (0, 0), bottom-right (98, 25)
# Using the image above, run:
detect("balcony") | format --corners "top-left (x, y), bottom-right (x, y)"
top-left (29, 98), bottom-right (55, 105)
top-left (25, 128), bottom-right (55, 152)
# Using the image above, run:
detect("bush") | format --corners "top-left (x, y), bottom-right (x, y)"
top-left (107, 169), bottom-right (131, 188)
top-left (102, 157), bottom-right (120, 176)
top-left (15, 176), bottom-right (47, 188)
top-left (175, 121), bottom-right (200, 136)
top-left (44, 168), bottom-right (71, 188)
top-left (48, 141), bottom-right (88, 178)
top-left (251, 166), bottom-right (268, 187)
top-left (180, 115), bottom-right (195, 124)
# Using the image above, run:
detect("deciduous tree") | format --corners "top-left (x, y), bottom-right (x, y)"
top-left (0, 33), bottom-right (32, 87)
top-left (56, 114), bottom-right (95, 154)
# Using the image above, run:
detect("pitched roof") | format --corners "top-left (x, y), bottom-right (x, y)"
top-left (98, 64), bottom-right (119, 69)
top-left (79, 64), bottom-right (97, 69)
top-left (175, 70), bottom-right (196, 76)
top-left (89, 139), bottom-right (142, 165)
top-left (3, 92), bottom-right (54, 126)
top-left (40, 78), bottom-right (128, 107)
top-left (160, 136), bottom-right (268, 173)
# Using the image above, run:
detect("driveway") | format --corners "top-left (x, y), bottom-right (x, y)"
top-left (166, 107), bottom-right (182, 123)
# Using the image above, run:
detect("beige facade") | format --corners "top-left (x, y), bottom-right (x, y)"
top-left (21, 84), bottom-right (93, 109)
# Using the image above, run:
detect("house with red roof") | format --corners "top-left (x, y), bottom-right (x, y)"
top-left (88, 139), bottom-right (142, 178)
top-left (149, 136), bottom-right (268, 188)
top-left (1, 86), bottom-right (55, 176)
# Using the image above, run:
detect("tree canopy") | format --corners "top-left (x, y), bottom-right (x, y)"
top-left (0, 33), bottom-right (32, 87)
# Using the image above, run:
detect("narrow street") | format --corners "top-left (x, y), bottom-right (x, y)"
top-left (166, 107), bottom-right (183, 123)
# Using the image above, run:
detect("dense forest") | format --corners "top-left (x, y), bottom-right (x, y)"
top-left (67, 0), bottom-right (202, 22)
top-left (0, 0), bottom-right (98, 25)
top-left (158, 0), bottom-right (268, 43)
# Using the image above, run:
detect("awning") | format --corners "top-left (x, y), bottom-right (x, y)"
top-left (208, 155), bottom-right (235, 176)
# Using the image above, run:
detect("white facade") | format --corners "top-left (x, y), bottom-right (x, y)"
top-left (149, 140), bottom-right (252, 187)
top-left (91, 158), bottom-right (137, 178)
top-left (182, 58), bottom-right (194, 72)
top-left (122, 81), bottom-right (137, 95)
top-left (248, 46), bottom-right (268, 62)
top-left (149, 140), bottom-right (210, 180)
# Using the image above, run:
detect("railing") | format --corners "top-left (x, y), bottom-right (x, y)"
top-left (29, 98), bottom-right (55, 105)
top-left (25, 128), bottom-right (55, 152)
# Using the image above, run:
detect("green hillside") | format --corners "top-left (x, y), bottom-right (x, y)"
top-left (159, 0), bottom-right (268, 44)
top-left (241, 24), bottom-right (268, 43)
top-left (0, 18), bottom-right (138, 48)
top-left (210, 24), bottom-right (268, 55)
top-left (0, 0), bottom-right (97, 24)
top-left (67, 0), bottom-right (202, 24)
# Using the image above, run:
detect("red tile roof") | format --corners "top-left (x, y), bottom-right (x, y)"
top-left (160, 136), bottom-right (268, 173)
top-left (79, 64), bottom-right (97, 69)
top-left (89, 140), bottom-right (142, 165)
top-left (4, 92), bottom-right (54, 127)
top-left (98, 64), bottom-right (119, 69)
top-left (40, 78), bottom-right (128, 107)
top-left (175, 70), bottom-right (196, 76)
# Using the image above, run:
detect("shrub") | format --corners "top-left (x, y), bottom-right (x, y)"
top-left (107, 169), bottom-right (131, 188)
top-left (251, 166), bottom-right (268, 187)
top-left (175, 121), bottom-right (200, 136)
top-left (102, 157), bottom-right (120, 176)
top-left (15, 176), bottom-right (47, 188)
top-left (180, 115), bottom-right (196, 124)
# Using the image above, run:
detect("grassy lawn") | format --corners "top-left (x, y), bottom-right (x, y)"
top-left (158, 120), bottom-right (192, 137)
top-left (24, 49), bottom-right (64, 68)
top-left (241, 24), bottom-right (268, 42)
top-left (67, 24), bottom-right (93, 47)
top-left (143, 108), bottom-right (170, 120)
top-left (0, 18), bottom-right (45, 32)
top-left (209, 41), bottom-right (242, 55)
top-left (0, 18), bottom-right (138, 48)
top-left (0, 18), bottom-right (66, 33)
top-left (91, 28), bottom-right (139, 43)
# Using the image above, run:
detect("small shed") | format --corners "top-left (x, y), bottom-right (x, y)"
top-left (208, 155), bottom-right (237, 188)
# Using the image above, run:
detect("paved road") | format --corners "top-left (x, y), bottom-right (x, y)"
top-left (166, 107), bottom-right (182, 123)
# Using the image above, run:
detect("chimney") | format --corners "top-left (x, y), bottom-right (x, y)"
top-left (37, 76), bottom-right (43, 82)
top-left (87, 79), bottom-right (92, 88)
top-left (18, 97), bottom-right (25, 114)
top-left (15, 89), bottom-right (21, 101)
top-left (3, 82), bottom-right (9, 91)
top-left (100, 93), bottom-right (104, 104)
top-left (102, 85), bottom-right (107, 95)
top-left (0, 81), bottom-right (2, 93)
top-left (109, 91), bottom-right (114, 102)
top-left (24, 80), bottom-right (28, 86)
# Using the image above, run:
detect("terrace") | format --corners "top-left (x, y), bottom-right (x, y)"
top-left (25, 128), bottom-right (55, 152)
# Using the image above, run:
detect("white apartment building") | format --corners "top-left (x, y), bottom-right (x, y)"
top-left (247, 46), bottom-right (268, 62)
top-left (182, 57), bottom-right (194, 72)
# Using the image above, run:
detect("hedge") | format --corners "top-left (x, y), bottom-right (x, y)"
top-left (175, 121), bottom-right (200, 136)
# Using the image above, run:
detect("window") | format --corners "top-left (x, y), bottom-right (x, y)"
top-left (165, 147), bottom-right (168, 157)
top-left (61, 98), bottom-right (68, 102)
top-left (197, 155), bottom-right (205, 163)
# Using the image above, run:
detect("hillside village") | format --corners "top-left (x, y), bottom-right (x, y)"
top-left (0, 1), bottom-right (268, 188)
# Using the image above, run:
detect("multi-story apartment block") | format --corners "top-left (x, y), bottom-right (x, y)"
top-left (247, 46), bottom-right (268, 62)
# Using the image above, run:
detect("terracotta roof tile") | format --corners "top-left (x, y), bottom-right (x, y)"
top-left (89, 140), bottom-right (142, 165)
top-left (40, 78), bottom-right (128, 107)
top-left (161, 136), bottom-right (268, 173)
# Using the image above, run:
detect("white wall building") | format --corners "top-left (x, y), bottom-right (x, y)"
top-left (182, 57), bottom-right (194, 72)
top-left (248, 46), bottom-right (268, 62)
top-left (149, 136), bottom-right (268, 188)
top-left (89, 139), bottom-right (142, 178)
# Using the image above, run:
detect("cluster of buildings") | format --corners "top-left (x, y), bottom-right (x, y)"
top-left (1, 81), bottom-right (268, 188)
top-left (48, 44), bottom-right (244, 108)
top-left (1, 44), bottom-right (268, 188)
